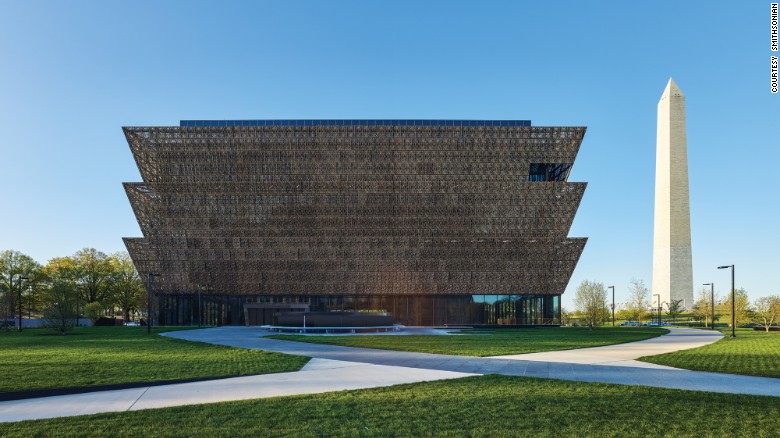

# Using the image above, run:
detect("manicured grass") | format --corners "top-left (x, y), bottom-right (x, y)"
top-left (640, 328), bottom-right (780, 377)
top-left (0, 327), bottom-right (308, 393)
top-left (1, 375), bottom-right (778, 437)
top-left (268, 327), bottom-right (667, 357)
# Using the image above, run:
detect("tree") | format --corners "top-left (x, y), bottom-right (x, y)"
top-left (665, 299), bottom-right (684, 325)
top-left (560, 307), bottom-right (573, 326)
top-left (44, 256), bottom-right (81, 320)
top-left (0, 250), bottom-right (43, 330)
top-left (107, 252), bottom-right (145, 322)
top-left (753, 295), bottom-right (780, 332)
top-left (691, 287), bottom-right (715, 327)
top-left (615, 307), bottom-right (633, 322)
top-left (45, 249), bottom-right (115, 320)
top-left (40, 277), bottom-right (78, 334)
top-left (574, 280), bottom-right (608, 329)
top-left (626, 278), bottom-right (650, 324)
top-left (72, 248), bottom-right (114, 305)
top-left (720, 288), bottom-right (750, 328)
top-left (83, 301), bottom-right (104, 323)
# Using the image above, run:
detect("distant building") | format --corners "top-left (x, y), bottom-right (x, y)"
top-left (123, 119), bottom-right (587, 326)
top-left (653, 80), bottom-right (694, 310)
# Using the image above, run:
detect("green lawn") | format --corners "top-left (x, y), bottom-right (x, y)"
top-left (640, 328), bottom-right (780, 377)
top-left (267, 327), bottom-right (667, 357)
top-left (1, 375), bottom-right (777, 437)
top-left (0, 327), bottom-right (308, 393)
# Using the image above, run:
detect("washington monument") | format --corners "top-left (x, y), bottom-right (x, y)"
top-left (652, 78), bottom-right (694, 310)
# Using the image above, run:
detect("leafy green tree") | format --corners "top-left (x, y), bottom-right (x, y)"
top-left (560, 307), bottom-right (573, 326)
top-left (720, 288), bottom-right (750, 328)
top-left (665, 299), bottom-right (684, 325)
top-left (44, 256), bottom-right (82, 319)
top-left (0, 250), bottom-right (43, 330)
top-left (72, 248), bottom-right (114, 305)
top-left (41, 277), bottom-right (78, 334)
top-left (615, 308), bottom-right (633, 322)
top-left (107, 252), bottom-right (145, 322)
top-left (44, 256), bottom-right (79, 281)
top-left (45, 249), bottom-right (115, 319)
top-left (574, 280), bottom-right (607, 329)
top-left (626, 278), bottom-right (649, 324)
top-left (691, 287), bottom-right (715, 327)
top-left (753, 295), bottom-right (780, 332)
top-left (83, 301), bottom-right (104, 323)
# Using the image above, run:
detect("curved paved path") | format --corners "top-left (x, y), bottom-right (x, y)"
top-left (166, 327), bottom-right (780, 397)
top-left (490, 327), bottom-right (723, 368)
top-left (0, 359), bottom-right (473, 423)
top-left (1, 327), bottom-right (777, 423)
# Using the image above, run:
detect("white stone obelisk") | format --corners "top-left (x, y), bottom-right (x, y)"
top-left (653, 78), bottom-right (693, 310)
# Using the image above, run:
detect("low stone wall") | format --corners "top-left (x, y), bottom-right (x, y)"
top-left (3, 318), bottom-right (94, 329)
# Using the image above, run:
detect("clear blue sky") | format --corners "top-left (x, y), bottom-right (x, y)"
top-left (1, 1), bottom-right (777, 308)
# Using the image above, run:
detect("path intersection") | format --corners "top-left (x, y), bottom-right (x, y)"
top-left (2, 327), bottom-right (778, 423)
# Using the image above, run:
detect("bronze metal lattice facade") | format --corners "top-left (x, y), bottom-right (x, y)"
top-left (123, 120), bottom-right (587, 326)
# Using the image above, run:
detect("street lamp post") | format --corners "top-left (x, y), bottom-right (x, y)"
top-left (653, 294), bottom-right (660, 326)
top-left (702, 283), bottom-right (715, 329)
top-left (608, 286), bottom-right (615, 326)
top-left (718, 265), bottom-right (735, 338)
top-left (146, 272), bottom-right (160, 335)
top-left (197, 284), bottom-right (209, 328)
top-left (18, 276), bottom-right (29, 332)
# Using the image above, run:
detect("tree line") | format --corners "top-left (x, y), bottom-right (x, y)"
top-left (569, 279), bottom-right (780, 331)
top-left (0, 248), bottom-right (145, 332)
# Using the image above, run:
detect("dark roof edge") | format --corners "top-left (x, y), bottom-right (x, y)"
top-left (179, 119), bottom-right (531, 127)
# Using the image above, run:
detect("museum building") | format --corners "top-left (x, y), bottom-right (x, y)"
top-left (123, 120), bottom-right (587, 326)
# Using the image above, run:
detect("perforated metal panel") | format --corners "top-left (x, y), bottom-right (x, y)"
top-left (123, 123), bottom-right (587, 302)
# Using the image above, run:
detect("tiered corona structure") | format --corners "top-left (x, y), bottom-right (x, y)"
top-left (123, 120), bottom-right (587, 326)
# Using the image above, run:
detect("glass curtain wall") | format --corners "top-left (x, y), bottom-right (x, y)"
top-left (157, 294), bottom-right (560, 326)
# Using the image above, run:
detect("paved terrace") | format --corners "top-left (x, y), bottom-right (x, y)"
top-left (2, 327), bottom-right (778, 423)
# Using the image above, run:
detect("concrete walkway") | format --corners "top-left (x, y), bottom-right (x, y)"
top-left (163, 327), bottom-right (780, 397)
top-left (0, 359), bottom-right (474, 422)
top-left (490, 327), bottom-right (724, 369)
top-left (2, 327), bottom-right (778, 423)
